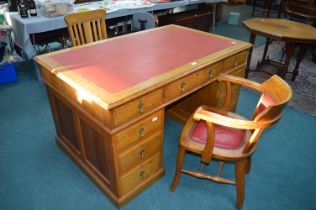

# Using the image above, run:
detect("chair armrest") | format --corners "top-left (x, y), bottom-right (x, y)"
top-left (193, 107), bottom-right (260, 130)
top-left (217, 73), bottom-right (263, 92)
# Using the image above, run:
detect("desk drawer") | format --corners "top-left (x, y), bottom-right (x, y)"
top-left (114, 110), bottom-right (164, 153)
top-left (112, 88), bottom-right (163, 127)
top-left (164, 65), bottom-right (219, 101)
top-left (117, 131), bottom-right (162, 175)
top-left (120, 152), bottom-right (161, 195)
top-left (223, 51), bottom-right (247, 72)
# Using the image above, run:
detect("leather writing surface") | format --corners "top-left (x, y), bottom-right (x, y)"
top-left (51, 26), bottom-right (236, 93)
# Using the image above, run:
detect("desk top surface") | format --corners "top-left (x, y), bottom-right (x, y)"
top-left (243, 18), bottom-right (316, 42)
top-left (35, 25), bottom-right (251, 109)
top-left (50, 26), bottom-right (236, 93)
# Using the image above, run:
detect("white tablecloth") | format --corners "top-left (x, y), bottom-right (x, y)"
top-left (6, 0), bottom-right (226, 59)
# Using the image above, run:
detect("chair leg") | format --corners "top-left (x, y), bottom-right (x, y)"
top-left (235, 160), bottom-right (245, 210)
top-left (170, 146), bottom-right (185, 192)
top-left (252, 0), bottom-right (256, 16)
top-left (245, 157), bottom-right (251, 174)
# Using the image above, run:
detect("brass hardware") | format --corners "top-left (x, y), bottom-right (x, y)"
top-left (140, 149), bottom-right (145, 159)
top-left (139, 127), bottom-right (145, 137)
top-left (208, 69), bottom-right (213, 78)
top-left (180, 82), bottom-right (186, 91)
top-left (140, 170), bottom-right (145, 178)
top-left (235, 59), bottom-right (238, 66)
top-left (138, 99), bottom-right (143, 114)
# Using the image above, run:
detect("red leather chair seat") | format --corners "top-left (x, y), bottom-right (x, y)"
top-left (190, 120), bottom-right (245, 149)
top-left (190, 94), bottom-right (275, 149)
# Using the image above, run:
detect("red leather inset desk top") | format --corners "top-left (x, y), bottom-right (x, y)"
top-left (51, 26), bottom-right (236, 93)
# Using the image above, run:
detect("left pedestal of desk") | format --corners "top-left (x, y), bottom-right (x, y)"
top-left (39, 67), bottom-right (165, 208)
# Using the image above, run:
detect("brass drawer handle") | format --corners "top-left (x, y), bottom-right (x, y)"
top-left (138, 99), bottom-right (143, 114)
top-left (140, 170), bottom-right (145, 179)
top-left (139, 127), bottom-right (145, 138)
top-left (180, 82), bottom-right (186, 92)
top-left (140, 149), bottom-right (145, 159)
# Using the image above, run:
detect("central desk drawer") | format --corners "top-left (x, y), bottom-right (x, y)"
top-left (112, 88), bottom-right (163, 127)
top-left (120, 152), bottom-right (161, 195)
top-left (117, 131), bottom-right (162, 175)
top-left (114, 110), bottom-right (164, 153)
top-left (164, 65), bottom-right (219, 101)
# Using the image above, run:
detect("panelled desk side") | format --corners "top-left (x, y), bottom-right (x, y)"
top-left (34, 25), bottom-right (252, 207)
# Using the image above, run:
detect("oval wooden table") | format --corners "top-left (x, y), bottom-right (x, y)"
top-left (243, 18), bottom-right (316, 81)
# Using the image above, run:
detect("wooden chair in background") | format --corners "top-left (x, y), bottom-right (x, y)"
top-left (252, 0), bottom-right (274, 17)
top-left (170, 74), bottom-right (292, 209)
top-left (283, 0), bottom-right (316, 25)
top-left (64, 9), bottom-right (107, 47)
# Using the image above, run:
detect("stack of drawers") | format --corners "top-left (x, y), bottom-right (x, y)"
top-left (114, 110), bottom-right (164, 195)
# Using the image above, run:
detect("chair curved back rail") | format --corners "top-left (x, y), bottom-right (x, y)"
top-left (170, 74), bottom-right (292, 209)
top-left (254, 75), bottom-right (292, 122)
top-left (64, 9), bottom-right (107, 47)
top-left (217, 74), bottom-right (292, 154)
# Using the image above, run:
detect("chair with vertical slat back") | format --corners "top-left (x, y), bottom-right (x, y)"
top-left (252, 0), bottom-right (274, 17)
top-left (170, 74), bottom-right (292, 209)
top-left (64, 9), bottom-right (107, 47)
top-left (284, 0), bottom-right (316, 25)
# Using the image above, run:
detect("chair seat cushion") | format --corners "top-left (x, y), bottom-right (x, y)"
top-left (190, 120), bottom-right (245, 149)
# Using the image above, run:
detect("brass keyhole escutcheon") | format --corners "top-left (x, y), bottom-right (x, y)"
top-left (180, 82), bottom-right (186, 91)
top-left (140, 170), bottom-right (145, 179)
top-left (139, 127), bottom-right (145, 138)
top-left (208, 69), bottom-right (213, 78)
top-left (235, 59), bottom-right (238, 66)
top-left (138, 99), bottom-right (143, 114)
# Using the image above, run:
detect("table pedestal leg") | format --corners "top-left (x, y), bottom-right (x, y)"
top-left (291, 44), bottom-right (309, 81)
top-left (246, 33), bottom-right (256, 78)
top-left (262, 38), bottom-right (271, 61)
top-left (281, 42), bottom-right (295, 78)
top-left (280, 42), bottom-right (288, 62)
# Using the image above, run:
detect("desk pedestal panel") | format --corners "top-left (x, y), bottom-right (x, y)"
top-left (46, 85), bottom-right (165, 207)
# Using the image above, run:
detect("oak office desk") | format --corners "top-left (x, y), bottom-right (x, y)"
top-left (34, 25), bottom-right (251, 207)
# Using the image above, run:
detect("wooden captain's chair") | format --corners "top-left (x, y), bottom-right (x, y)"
top-left (170, 74), bottom-right (292, 209)
top-left (64, 9), bottom-right (107, 47)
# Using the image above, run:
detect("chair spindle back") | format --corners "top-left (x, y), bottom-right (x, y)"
top-left (64, 9), bottom-right (107, 47)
